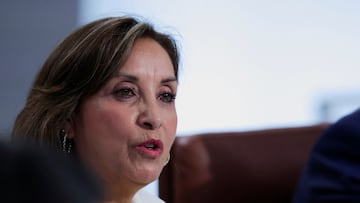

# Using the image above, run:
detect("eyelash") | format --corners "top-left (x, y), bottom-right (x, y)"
top-left (159, 92), bottom-right (176, 103)
top-left (113, 87), bottom-right (135, 99)
top-left (113, 88), bottom-right (176, 103)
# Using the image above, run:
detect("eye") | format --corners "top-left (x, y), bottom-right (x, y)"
top-left (159, 92), bottom-right (176, 103)
top-left (113, 87), bottom-right (136, 99)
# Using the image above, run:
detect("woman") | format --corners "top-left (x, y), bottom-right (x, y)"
top-left (12, 16), bottom-right (180, 203)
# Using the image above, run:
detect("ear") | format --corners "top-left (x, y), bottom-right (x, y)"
top-left (64, 118), bottom-right (76, 139)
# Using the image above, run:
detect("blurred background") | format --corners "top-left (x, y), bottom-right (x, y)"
top-left (1, 0), bottom-right (359, 194)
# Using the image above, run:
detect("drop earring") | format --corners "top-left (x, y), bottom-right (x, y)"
top-left (61, 129), bottom-right (72, 155)
top-left (164, 154), bottom-right (170, 166)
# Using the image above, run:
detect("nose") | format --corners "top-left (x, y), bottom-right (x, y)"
top-left (137, 102), bottom-right (162, 130)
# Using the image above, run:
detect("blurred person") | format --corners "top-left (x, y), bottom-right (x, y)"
top-left (12, 16), bottom-right (180, 203)
top-left (292, 108), bottom-right (360, 202)
top-left (0, 139), bottom-right (102, 203)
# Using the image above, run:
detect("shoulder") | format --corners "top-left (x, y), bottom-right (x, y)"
top-left (308, 107), bottom-right (360, 178)
top-left (0, 141), bottom-right (102, 203)
top-left (292, 108), bottom-right (360, 202)
top-left (132, 189), bottom-right (165, 203)
top-left (329, 108), bottom-right (360, 134)
top-left (314, 108), bottom-right (360, 152)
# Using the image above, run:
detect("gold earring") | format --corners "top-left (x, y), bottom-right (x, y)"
top-left (164, 154), bottom-right (170, 166)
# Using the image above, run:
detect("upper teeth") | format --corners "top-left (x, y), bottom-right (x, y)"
top-left (145, 144), bottom-right (156, 149)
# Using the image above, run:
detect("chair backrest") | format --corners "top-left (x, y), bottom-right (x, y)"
top-left (159, 124), bottom-right (329, 203)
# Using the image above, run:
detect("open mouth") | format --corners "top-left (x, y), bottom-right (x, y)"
top-left (135, 139), bottom-right (163, 158)
top-left (144, 143), bottom-right (157, 149)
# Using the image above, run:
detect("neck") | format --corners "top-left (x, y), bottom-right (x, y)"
top-left (102, 178), bottom-right (144, 203)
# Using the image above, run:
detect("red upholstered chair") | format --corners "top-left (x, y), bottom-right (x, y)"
top-left (159, 123), bottom-right (329, 203)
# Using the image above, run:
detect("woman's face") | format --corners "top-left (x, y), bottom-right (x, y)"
top-left (69, 38), bottom-right (177, 188)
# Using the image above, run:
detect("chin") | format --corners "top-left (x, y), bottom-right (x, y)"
top-left (135, 166), bottom-right (162, 185)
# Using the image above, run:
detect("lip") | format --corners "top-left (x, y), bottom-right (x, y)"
top-left (135, 139), bottom-right (164, 158)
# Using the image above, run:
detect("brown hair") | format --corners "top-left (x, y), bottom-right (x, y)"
top-left (11, 16), bottom-right (180, 149)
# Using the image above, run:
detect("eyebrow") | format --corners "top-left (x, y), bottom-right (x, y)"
top-left (116, 73), bottom-right (177, 84)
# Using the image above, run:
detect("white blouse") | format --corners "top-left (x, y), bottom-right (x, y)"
top-left (132, 189), bottom-right (165, 203)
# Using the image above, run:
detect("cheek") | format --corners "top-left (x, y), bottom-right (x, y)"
top-left (165, 111), bottom-right (178, 145)
top-left (74, 103), bottom-right (133, 145)
top-left (73, 107), bottom-right (134, 164)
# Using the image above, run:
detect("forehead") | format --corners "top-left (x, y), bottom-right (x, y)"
top-left (118, 38), bottom-right (175, 77)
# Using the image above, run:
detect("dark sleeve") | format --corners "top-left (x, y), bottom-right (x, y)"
top-left (292, 109), bottom-right (360, 203)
